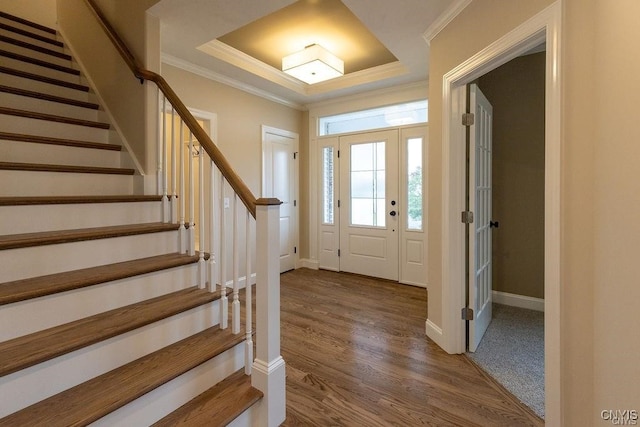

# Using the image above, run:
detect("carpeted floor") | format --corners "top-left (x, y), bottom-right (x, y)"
top-left (467, 303), bottom-right (545, 418)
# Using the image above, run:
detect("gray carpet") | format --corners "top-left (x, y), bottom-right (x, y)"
top-left (467, 303), bottom-right (545, 418)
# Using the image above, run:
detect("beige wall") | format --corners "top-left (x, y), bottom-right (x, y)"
top-left (431, 0), bottom-right (640, 423)
top-left (161, 64), bottom-right (303, 205)
top-left (0, 0), bottom-right (57, 28)
top-left (477, 52), bottom-right (545, 299)
top-left (57, 0), bottom-right (160, 174)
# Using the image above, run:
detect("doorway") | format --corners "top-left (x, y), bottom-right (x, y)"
top-left (437, 2), bottom-right (561, 423)
top-left (318, 125), bottom-right (428, 285)
top-left (261, 126), bottom-right (299, 273)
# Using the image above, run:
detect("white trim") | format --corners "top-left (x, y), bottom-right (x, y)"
top-left (422, 0), bottom-right (473, 46)
top-left (223, 273), bottom-right (256, 289)
top-left (59, 26), bottom-right (145, 176)
top-left (438, 2), bottom-right (562, 424)
top-left (161, 53), bottom-right (304, 111)
top-left (492, 291), bottom-right (545, 312)
top-left (425, 319), bottom-right (445, 349)
top-left (297, 258), bottom-right (319, 270)
top-left (196, 40), bottom-right (408, 98)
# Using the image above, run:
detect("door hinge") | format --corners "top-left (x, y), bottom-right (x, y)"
top-left (338, 249), bottom-right (341, 257)
top-left (461, 211), bottom-right (474, 224)
top-left (293, 200), bottom-right (297, 207)
top-left (337, 150), bottom-right (340, 158)
top-left (337, 199), bottom-right (341, 208)
top-left (462, 113), bottom-right (475, 126)
top-left (294, 246), bottom-right (297, 254)
top-left (293, 152), bottom-right (298, 159)
top-left (461, 307), bottom-right (474, 320)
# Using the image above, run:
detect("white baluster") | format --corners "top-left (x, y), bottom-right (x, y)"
top-left (188, 132), bottom-right (195, 256)
top-left (219, 176), bottom-right (228, 329)
top-left (232, 195), bottom-right (240, 334)
top-left (178, 121), bottom-right (186, 253)
top-left (157, 93), bottom-right (164, 201)
top-left (198, 145), bottom-right (206, 288)
top-left (245, 208), bottom-right (253, 375)
top-left (208, 160), bottom-right (216, 292)
top-left (170, 106), bottom-right (177, 223)
top-left (161, 96), bottom-right (169, 222)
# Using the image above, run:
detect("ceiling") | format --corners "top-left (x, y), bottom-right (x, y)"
top-left (149, 0), bottom-right (456, 108)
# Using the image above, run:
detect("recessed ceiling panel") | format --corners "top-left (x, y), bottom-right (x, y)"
top-left (216, 0), bottom-right (398, 74)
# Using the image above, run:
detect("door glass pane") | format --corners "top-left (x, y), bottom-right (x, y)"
top-left (322, 146), bottom-right (334, 224)
top-left (350, 141), bottom-right (385, 227)
top-left (407, 137), bottom-right (423, 230)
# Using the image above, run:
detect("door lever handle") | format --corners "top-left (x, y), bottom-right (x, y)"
top-left (490, 221), bottom-right (499, 228)
top-left (389, 211), bottom-right (397, 217)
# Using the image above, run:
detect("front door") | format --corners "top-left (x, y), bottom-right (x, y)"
top-left (339, 129), bottom-right (399, 281)
top-left (468, 84), bottom-right (494, 352)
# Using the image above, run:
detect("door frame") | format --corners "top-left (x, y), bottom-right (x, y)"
top-left (261, 125), bottom-right (300, 270)
top-left (435, 2), bottom-right (561, 423)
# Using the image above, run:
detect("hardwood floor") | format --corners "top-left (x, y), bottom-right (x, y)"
top-left (279, 268), bottom-right (542, 426)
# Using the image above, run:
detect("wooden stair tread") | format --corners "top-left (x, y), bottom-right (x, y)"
top-left (0, 107), bottom-right (109, 129)
top-left (0, 222), bottom-right (178, 251)
top-left (0, 131), bottom-right (119, 151)
top-left (0, 34), bottom-right (70, 60)
top-left (0, 49), bottom-right (79, 75)
top-left (152, 369), bottom-right (262, 427)
top-left (0, 194), bottom-right (160, 206)
top-left (0, 66), bottom-right (88, 92)
top-left (0, 161), bottom-right (135, 176)
top-left (0, 252), bottom-right (209, 306)
top-left (0, 286), bottom-right (223, 378)
top-left (0, 85), bottom-right (99, 109)
top-left (0, 21), bottom-right (63, 47)
top-left (0, 11), bottom-right (57, 35)
top-left (0, 326), bottom-right (244, 427)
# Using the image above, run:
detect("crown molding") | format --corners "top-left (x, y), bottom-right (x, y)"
top-left (422, 0), bottom-right (472, 46)
top-left (161, 53), bottom-right (305, 110)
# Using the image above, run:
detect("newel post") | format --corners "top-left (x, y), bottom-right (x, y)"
top-left (252, 198), bottom-right (286, 427)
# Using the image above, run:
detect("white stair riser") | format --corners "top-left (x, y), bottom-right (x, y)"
top-left (0, 40), bottom-right (73, 68)
top-left (0, 55), bottom-right (84, 85)
top-left (0, 18), bottom-right (60, 42)
top-left (0, 72), bottom-right (93, 102)
top-left (0, 91), bottom-right (99, 121)
top-left (0, 230), bottom-right (180, 282)
top-left (0, 201), bottom-right (161, 234)
top-left (0, 29), bottom-right (64, 53)
top-left (0, 114), bottom-right (109, 142)
top-left (0, 169), bottom-right (133, 196)
top-left (92, 343), bottom-right (244, 427)
top-left (0, 264), bottom-right (199, 341)
top-left (228, 404), bottom-right (258, 427)
top-left (0, 300), bottom-right (224, 417)
top-left (0, 139), bottom-right (121, 170)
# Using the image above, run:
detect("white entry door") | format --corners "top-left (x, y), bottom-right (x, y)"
top-left (468, 84), bottom-right (494, 352)
top-left (339, 129), bottom-right (399, 280)
top-left (262, 126), bottom-right (298, 273)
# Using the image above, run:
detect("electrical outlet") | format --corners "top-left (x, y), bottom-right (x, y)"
top-left (224, 197), bottom-right (230, 209)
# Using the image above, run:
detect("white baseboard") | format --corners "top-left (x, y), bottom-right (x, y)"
top-left (492, 290), bottom-right (544, 312)
top-left (297, 258), bottom-right (319, 270)
top-left (425, 319), bottom-right (446, 349)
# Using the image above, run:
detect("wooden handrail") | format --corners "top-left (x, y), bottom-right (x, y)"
top-left (83, 0), bottom-right (274, 217)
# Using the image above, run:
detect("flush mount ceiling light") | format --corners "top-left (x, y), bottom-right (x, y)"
top-left (282, 44), bottom-right (344, 85)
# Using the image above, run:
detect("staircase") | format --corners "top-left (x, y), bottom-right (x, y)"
top-left (0, 10), bottom-right (272, 426)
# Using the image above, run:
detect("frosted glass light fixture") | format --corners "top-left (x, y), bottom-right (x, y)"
top-left (282, 44), bottom-right (344, 84)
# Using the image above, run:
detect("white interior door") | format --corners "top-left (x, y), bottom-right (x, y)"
top-left (468, 84), bottom-right (493, 352)
top-left (262, 127), bottom-right (298, 273)
top-left (339, 129), bottom-right (399, 280)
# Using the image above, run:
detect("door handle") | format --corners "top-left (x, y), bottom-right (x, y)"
top-left (389, 210), bottom-right (397, 216)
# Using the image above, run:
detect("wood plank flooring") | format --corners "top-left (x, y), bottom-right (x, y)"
top-left (279, 268), bottom-right (543, 426)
